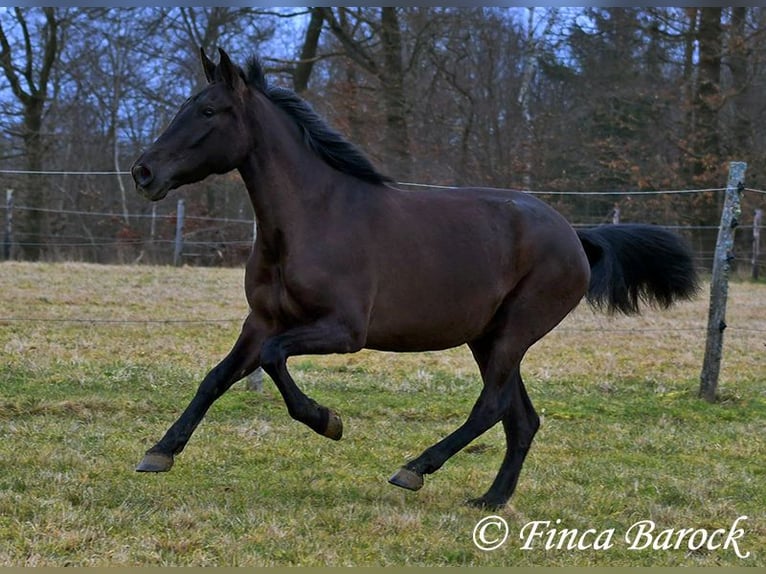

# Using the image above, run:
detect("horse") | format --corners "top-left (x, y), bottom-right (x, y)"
top-left (130, 48), bottom-right (699, 509)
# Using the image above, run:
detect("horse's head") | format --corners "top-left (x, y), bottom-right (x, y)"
top-left (132, 48), bottom-right (252, 201)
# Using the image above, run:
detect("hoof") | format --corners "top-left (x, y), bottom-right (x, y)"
top-left (135, 451), bottom-right (174, 473)
top-left (323, 409), bottom-right (343, 441)
top-left (388, 467), bottom-right (424, 491)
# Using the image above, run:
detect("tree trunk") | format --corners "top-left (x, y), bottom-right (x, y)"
top-left (0, 7), bottom-right (61, 261)
top-left (728, 7), bottom-right (750, 158)
top-left (694, 7), bottom-right (722, 180)
top-left (322, 7), bottom-right (412, 179)
top-left (380, 8), bottom-right (412, 179)
top-left (293, 8), bottom-right (324, 93)
top-left (21, 105), bottom-right (47, 261)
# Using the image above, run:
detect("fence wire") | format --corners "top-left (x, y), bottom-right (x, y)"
top-left (1, 172), bottom-right (764, 271)
top-left (1, 174), bottom-right (763, 335)
top-left (1, 316), bottom-right (763, 335)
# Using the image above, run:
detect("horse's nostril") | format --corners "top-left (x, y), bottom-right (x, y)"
top-left (132, 164), bottom-right (154, 187)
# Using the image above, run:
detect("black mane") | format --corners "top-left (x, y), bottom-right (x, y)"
top-left (245, 57), bottom-right (392, 186)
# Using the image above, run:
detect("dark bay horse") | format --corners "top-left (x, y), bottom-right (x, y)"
top-left (131, 48), bottom-right (698, 509)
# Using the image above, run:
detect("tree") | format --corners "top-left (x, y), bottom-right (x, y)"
top-left (694, 8), bottom-right (723, 182)
top-left (1, 7), bottom-right (765, 265)
top-left (322, 7), bottom-right (413, 179)
top-left (292, 7), bottom-right (324, 93)
top-left (0, 7), bottom-right (66, 260)
top-left (417, 8), bottom-right (528, 186)
top-left (565, 9), bottom-right (665, 191)
top-left (722, 7), bottom-right (759, 164)
top-left (516, 8), bottom-right (559, 189)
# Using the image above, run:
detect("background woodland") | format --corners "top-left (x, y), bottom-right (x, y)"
top-left (0, 7), bottom-right (764, 267)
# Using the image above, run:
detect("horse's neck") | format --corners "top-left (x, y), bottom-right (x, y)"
top-left (238, 155), bottom-right (293, 241)
top-left (237, 111), bottom-right (324, 245)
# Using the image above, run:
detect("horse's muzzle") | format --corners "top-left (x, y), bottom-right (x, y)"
top-left (131, 162), bottom-right (170, 201)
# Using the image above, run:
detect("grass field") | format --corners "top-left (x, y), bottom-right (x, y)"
top-left (0, 261), bottom-right (763, 566)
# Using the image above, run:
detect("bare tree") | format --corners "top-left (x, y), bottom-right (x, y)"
top-left (0, 7), bottom-right (66, 259)
top-left (694, 8), bottom-right (723, 182)
top-left (292, 8), bottom-right (324, 93)
top-left (1, 7), bottom-right (765, 265)
top-left (517, 8), bottom-right (559, 188)
top-left (322, 7), bottom-right (413, 179)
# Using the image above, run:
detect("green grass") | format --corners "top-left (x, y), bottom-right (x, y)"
top-left (0, 261), bottom-right (763, 566)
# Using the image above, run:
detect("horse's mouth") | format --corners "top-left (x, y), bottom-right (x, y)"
top-left (136, 183), bottom-right (171, 202)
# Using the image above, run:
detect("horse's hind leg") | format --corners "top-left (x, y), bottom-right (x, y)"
top-left (388, 332), bottom-right (523, 494)
top-left (467, 369), bottom-right (539, 510)
top-left (136, 314), bottom-right (263, 472)
top-left (388, 386), bottom-right (511, 492)
top-left (390, 258), bottom-right (584, 504)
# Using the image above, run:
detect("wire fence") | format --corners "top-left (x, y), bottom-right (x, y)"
top-left (1, 171), bottom-right (763, 340)
top-left (1, 170), bottom-right (764, 272)
top-left (2, 309), bottom-right (764, 336)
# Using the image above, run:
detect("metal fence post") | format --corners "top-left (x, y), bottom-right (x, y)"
top-left (3, 189), bottom-right (13, 260)
top-left (753, 208), bottom-right (762, 281)
top-left (173, 198), bottom-right (185, 267)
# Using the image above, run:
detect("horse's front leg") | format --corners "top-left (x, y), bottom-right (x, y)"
top-left (136, 314), bottom-right (264, 472)
top-left (259, 318), bottom-right (364, 440)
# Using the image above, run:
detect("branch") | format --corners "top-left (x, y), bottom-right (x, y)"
top-left (38, 8), bottom-right (59, 99)
top-left (292, 7), bottom-right (324, 92)
top-left (179, 7), bottom-right (204, 49)
top-left (0, 15), bottom-right (30, 103)
top-left (14, 7), bottom-right (35, 95)
top-left (320, 7), bottom-right (379, 76)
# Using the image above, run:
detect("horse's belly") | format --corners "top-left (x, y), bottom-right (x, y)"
top-left (364, 287), bottom-right (501, 352)
top-left (364, 329), bottom-right (478, 353)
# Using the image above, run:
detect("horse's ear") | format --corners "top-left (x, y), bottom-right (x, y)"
top-left (217, 48), bottom-right (244, 91)
top-left (200, 46), bottom-right (216, 83)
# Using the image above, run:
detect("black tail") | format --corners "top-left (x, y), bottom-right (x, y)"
top-left (577, 224), bottom-right (700, 315)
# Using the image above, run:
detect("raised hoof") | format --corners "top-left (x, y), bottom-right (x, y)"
top-left (388, 467), bottom-right (424, 491)
top-left (135, 451), bottom-right (174, 473)
top-left (323, 409), bottom-right (343, 441)
top-left (466, 496), bottom-right (506, 511)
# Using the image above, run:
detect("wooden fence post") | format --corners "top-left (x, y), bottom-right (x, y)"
top-left (699, 161), bottom-right (746, 402)
top-left (753, 209), bottom-right (762, 281)
top-left (3, 189), bottom-right (12, 260)
top-left (173, 198), bottom-right (185, 267)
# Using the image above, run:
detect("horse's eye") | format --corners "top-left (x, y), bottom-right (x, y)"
top-left (202, 107), bottom-right (215, 118)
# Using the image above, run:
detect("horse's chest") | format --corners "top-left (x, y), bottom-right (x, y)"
top-left (246, 262), bottom-right (325, 328)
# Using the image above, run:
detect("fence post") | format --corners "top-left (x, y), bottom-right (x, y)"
top-left (753, 209), bottom-right (762, 281)
top-left (245, 367), bottom-right (264, 392)
top-left (150, 203), bottom-right (157, 243)
top-left (3, 189), bottom-right (12, 260)
top-left (699, 161), bottom-right (746, 402)
top-left (173, 198), bottom-right (185, 267)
